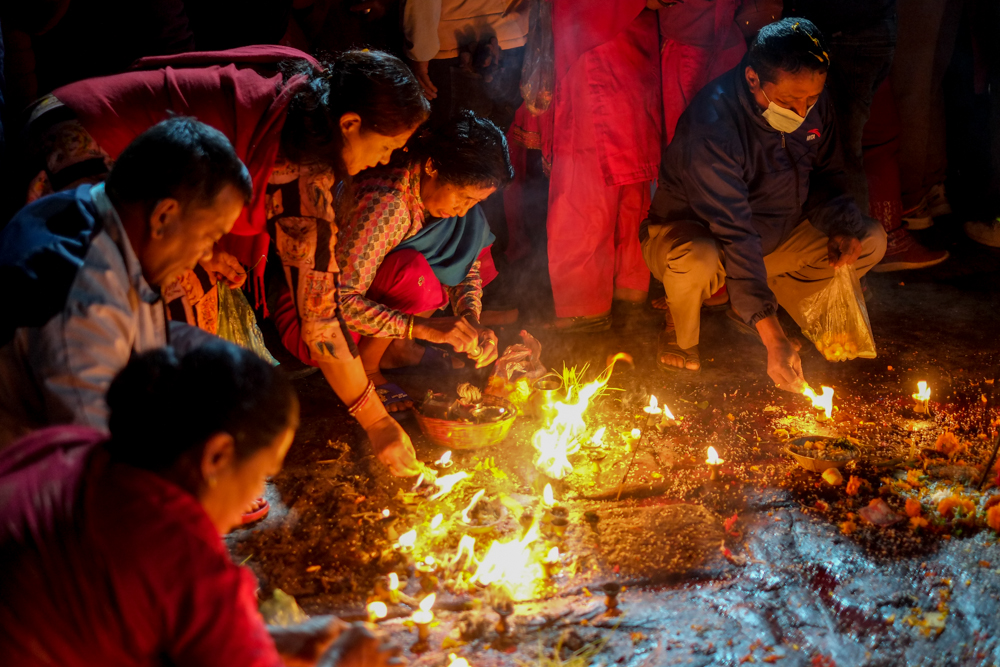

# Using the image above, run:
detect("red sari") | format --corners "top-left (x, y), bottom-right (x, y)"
top-left (545, 1), bottom-right (662, 318)
top-left (0, 427), bottom-right (281, 667)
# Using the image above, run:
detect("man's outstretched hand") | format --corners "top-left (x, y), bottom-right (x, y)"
top-left (827, 234), bottom-right (863, 269)
top-left (756, 314), bottom-right (806, 393)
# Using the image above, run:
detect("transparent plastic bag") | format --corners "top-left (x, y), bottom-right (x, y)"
top-left (799, 265), bottom-right (877, 362)
top-left (217, 283), bottom-right (279, 366)
top-left (519, 0), bottom-right (554, 115)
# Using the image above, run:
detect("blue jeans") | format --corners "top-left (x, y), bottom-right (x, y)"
top-left (824, 16), bottom-right (898, 214)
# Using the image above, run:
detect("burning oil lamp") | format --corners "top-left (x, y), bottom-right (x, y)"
top-left (367, 600), bottom-right (388, 623)
top-left (602, 581), bottom-right (622, 617)
top-left (705, 446), bottom-right (724, 481)
top-left (416, 556), bottom-right (439, 593)
top-left (387, 572), bottom-right (401, 603)
top-left (802, 385), bottom-right (834, 421)
top-left (643, 395), bottom-right (662, 425)
top-left (543, 546), bottom-right (562, 578)
top-left (435, 450), bottom-right (454, 469)
top-left (396, 529), bottom-right (417, 553)
top-left (627, 428), bottom-right (642, 449)
top-left (411, 593), bottom-right (436, 651)
top-left (550, 516), bottom-right (569, 539)
top-left (447, 654), bottom-right (470, 667)
top-left (913, 381), bottom-right (931, 414)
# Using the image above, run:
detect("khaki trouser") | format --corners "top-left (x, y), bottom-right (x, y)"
top-left (641, 219), bottom-right (888, 349)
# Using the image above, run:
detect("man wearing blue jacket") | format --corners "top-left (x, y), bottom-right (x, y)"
top-left (641, 18), bottom-right (886, 390)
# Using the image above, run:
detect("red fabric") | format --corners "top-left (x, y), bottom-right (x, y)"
top-left (0, 427), bottom-right (281, 667)
top-left (863, 78), bottom-right (911, 253)
top-left (53, 46), bottom-right (319, 307)
top-left (552, 0), bottom-right (648, 79)
top-left (546, 10), bottom-right (658, 317)
top-left (275, 247), bottom-right (496, 365)
top-left (659, 0), bottom-right (745, 145)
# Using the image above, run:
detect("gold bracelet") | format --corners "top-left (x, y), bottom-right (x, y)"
top-left (407, 315), bottom-right (415, 340)
top-left (347, 382), bottom-right (377, 417)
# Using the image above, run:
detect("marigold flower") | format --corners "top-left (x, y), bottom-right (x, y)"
top-left (987, 505), bottom-right (1000, 532)
top-left (905, 498), bottom-right (923, 518)
top-left (937, 495), bottom-right (975, 519)
top-left (910, 516), bottom-right (929, 530)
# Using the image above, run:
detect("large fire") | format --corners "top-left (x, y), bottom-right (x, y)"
top-left (469, 522), bottom-right (542, 599)
top-left (532, 378), bottom-right (607, 479)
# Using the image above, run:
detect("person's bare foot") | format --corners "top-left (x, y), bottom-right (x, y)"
top-left (657, 312), bottom-right (700, 372)
top-left (380, 339), bottom-right (464, 370)
top-left (367, 371), bottom-right (414, 412)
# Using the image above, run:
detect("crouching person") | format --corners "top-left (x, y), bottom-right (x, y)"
top-left (0, 343), bottom-right (399, 667)
top-left (0, 117), bottom-right (250, 448)
top-left (642, 18), bottom-right (886, 389)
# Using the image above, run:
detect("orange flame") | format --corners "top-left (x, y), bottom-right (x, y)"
top-left (706, 446), bottom-right (723, 465)
top-left (388, 572), bottom-right (399, 591)
top-left (429, 513), bottom-right (444, 530)
top-left (367, 601), bottom-right (388, 620)
top-left (542, 483), bottom-right (555, 506)
top-left (429, 471), bottom-right (469, 500)
top-left (396, 529), bottom-right (417, 551)
top-left (802, 385), bottom-right (834, 420)
top-left (913, 381), bottom-right (931, 402)
top-left (591, 426), bottom-right (607, 447)
top-left (461, 489), bottom-right (486, 524)
top-left (644, 395), bottom-right (661, 415)
top-left (412, 593), bottom-right (435, 624)
top-left (470, 522), bottom-right (542, 599)
top-left (447, 655), bottom-right (471, 667)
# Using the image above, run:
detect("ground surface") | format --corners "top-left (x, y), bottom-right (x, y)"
top-left (229, 230), bottom-right (1000, 667)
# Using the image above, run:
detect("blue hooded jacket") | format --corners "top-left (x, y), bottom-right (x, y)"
top-left (645, 59), bottom-right (866, 327)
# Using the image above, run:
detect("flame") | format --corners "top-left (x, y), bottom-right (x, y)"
top-left (453, 535), bottom-right (476, 568)
top-left (412, 593), bottom-right (435, 624)
top-left (630, 428), bottom-right (641, 439)
top-left (461, 489), bottom-right (486, 524)
top-left (381, 508), bottom-right (391, 518)
top-left (388, 572), bottom-right (399, 591)
top-left (397, 529), bottom-right (417, 550)
top-left (591, 427), bottom-right (607, 447)
top-left (706, 446), bottom-right (723, 465)
top-left (367, 600), bottom-right (388, 620)
top-left (644, 395), bottom-right (661, 415)
top-left (470, 522), bottom-right (542, 599)
top-left (448, 654), bottom-right (470, 667)
top-left (545, 546), bottom-right (560, 563)
top-left (425, 555), bottom-right (436, 565)
top-left (542, 483), bottom-right (555, 506)
top-left (429, 513), bottom-right (444, 530)
top-left (662, 403), bottom-right (676, 421)
top-left (802, 385), bottom-right (834, 420)
top-left (436, 450), bottom-right (453, 467)
top-left (913, 381), bottom-right (931, 402)
top-left (429, 472), bottom-right (470, 500)
top-left (532, 378), bottom-right (607, 479)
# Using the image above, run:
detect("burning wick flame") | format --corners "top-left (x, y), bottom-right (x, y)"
top-left (412, 593), bottom-right (435, 624)
top-left (644, 395), bottom-right (662, 415)
top-left (448, 654), bottom-right (470, 667)
top-left (429, 471), bottom-right (470, 500)
top-left (591, 426), bottom-right (606, 447)
top-left (662, 403), bottom-right (676, 421)
top-left (802, 385), bottom-right (834, 420)
top-left (542, 483), bottom-right (555, 507)
top-left (913, 381), bottom-right (931, 402)
top-left (435, 450), bottom-right (453, 468)
top-left (381, 509), bottom-right (390, 518)
top-left (367, 601), bottom-right (388, 621)
top-left (453, 535), bottom-right (476, 569)
top-left (471, 522), bottom-right (542, 597)
top-left (396, 529), bottom-right (417, 551)
top-left (545, 546), bottom-right (560, 563)
top-left (461, 489), bottom-right (486, 524)
top-left (706, 446), bottom-right (724, 465)
top-left (429, 513), bottom-right (444, 530)
top-left (388, 572), bottom-right (399, 591)
top-left (630, 428), bottom-right (641, 439)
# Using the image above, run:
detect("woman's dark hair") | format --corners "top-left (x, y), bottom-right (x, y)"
top-left (404, 110), bottom-right (514, 190)
top-left (105, 116), bottom-right (253, 212)
top-left (280, 50), bottom-right (431, 177)
top-left (747, 18), bottom-right (830, 85)
top-left (105, 342), bottom-right (298, 471)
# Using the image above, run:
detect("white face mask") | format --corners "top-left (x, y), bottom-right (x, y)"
top-left (760, 89), bottom-right (814, 133)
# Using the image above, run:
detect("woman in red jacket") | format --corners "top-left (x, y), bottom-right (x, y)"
top-left (21, 47), bottom-right (430, 479)
top-left (0, 343), bottom-right (397, 667)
